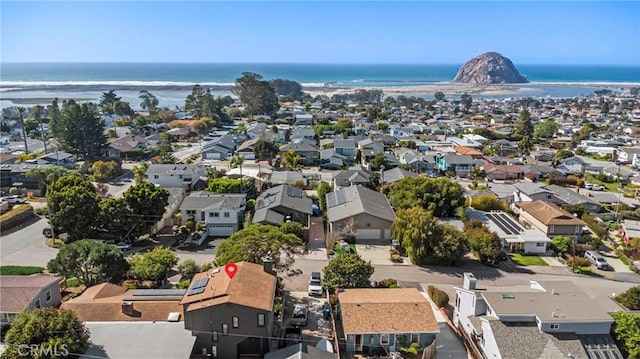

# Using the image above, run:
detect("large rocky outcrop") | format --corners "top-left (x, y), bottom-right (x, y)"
top-left (454, 52), bottom-right (528, 84)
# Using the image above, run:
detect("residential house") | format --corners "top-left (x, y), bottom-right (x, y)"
top-left (466, 209), bottom-right (550, 253)
top-left (179, 192), bottom-right (246, 237)
top-left (180, 262), bottom-right (277, 359)
top-left (357, 139), bottom-right (385, 154)
top-left (201, 134), bottom-right (237, 160)
top-left (484, 164), bottom-right (524, 181)
top-left (35, 150), bottom-right (76, 169)
top-left (295, 114), bottom-right (313, 126)
top-left (61, 283), bottom-right (184, 322)
top-left (401, 152), bottom-right (437, 175)
top-left (557, 156), bottom-right (586, 174)
top-left (333, 139), bottom-right (356, 161)
top-left (332, 169), bottom-right (371, 189)
top-left (453, 146), bottom-right (483, 159)
top-left (514, 200), bottom-right (586, 240)
top-left (435, 153), bottom-right (474, 177)
top-left (326, 185), bottom-right (395, 242)
top-left (617, 146), bottom-right (640, 167)
top-left (337, 288), bottom-right (439, 355)
top-left (603, 165), bottom-right (636, 181)
top-left (320, 149), bottom-right (347, 170)
top-left (105, 134), bottom-right (149, 159)
top-left (269, 171), bottom-right (307, 187)
top-left (521, 165), bottom-right (565, 181)
top-left (236, 138), bottom-right (260, 160)
top-left (381, 167), bottom-right (418, 185)
top-left (253, 185), bottom-right (313, 226)
top-left (290, 127), bottom-right (315, 142)
top-left (513, 183), bottom-right (555, 203)
top-left (279, 142), bottom-right (319, 166)
top-left (453, 273), bottom-right (622, 359)
top-left (1, 276), bottom-right (62, 325)
top-left (146, 164), bottom-right (206, 190)
top-left (543, 184), bottom-right (602, 213)
top-left (0, 163), bottom-right (54, 195)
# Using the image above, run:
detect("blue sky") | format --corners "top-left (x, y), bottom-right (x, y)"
top-left (1, 1), bottom-right (639, 65)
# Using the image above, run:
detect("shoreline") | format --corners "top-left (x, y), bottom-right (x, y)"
top-left (1, 81), bottom-right (637, 108)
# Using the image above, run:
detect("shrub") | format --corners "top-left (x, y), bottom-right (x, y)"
top-left (0, 266), bottom-right (44, 275)
top-left (427, 285), bottom-right (450, 308)
top-left (615, 286), bottom-right (640, 310)
top-left (177, 279), bottom-right (191, 289)
top-left (567, 255), bottom-right (591, 268)
top-left (400, 342), bottom-right (421, 355)
top-left (470, 195), bottom-right (506, 212)
top-left (377, 278), bottom-right (399, 288)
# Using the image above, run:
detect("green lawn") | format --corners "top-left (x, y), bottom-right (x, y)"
top-left (509, 253), bottom-right (548, 266)
top-left (0, 266), bottom-right (44, 275)
top-left (65, 278), bottom-right (81, 287)
top-left (334, 243), bottom-right (357, 255)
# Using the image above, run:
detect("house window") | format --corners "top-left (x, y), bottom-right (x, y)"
top-left (536, 242), bottom-right (545, 247)
top-left (46, 290), bottom-right (51, 302)
top-left (411, 333), bottom-right (419, 343)
top-left (214, 212), bottom-right (220, 217)
top-left (179, 175), bottom-right (183, 179)
top-left (549, 225), bottom-right (555, 233)
top-left (550, 324), bottom-right (560, 330)
top-left (201, 212), bottom-right (205, 221)
top-left (258, 313), bottom-right (265, 327)
top-left (232, 316), bottom-right (239, 328)
top-left (224, 212), bottom-right (230, 218)
top-left (154, 175), bottom-right (159, 179)
top-left (212, 331), bottom-right (218, 342)
top-left (380, 334), bottom-right (389, 345)
top-left (35, 299), bottom-right (41, 308)
top-left (209, 212), bottom-right (214, 217)
top-left (186, 210), bottom-right (196, 216)
top-left (222, 324), bottom-right (228, 334)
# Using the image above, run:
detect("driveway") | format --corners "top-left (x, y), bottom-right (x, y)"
top-left (356, 244), bottom-right (410, 266)
top-left (283, 291), bottom-right (333, 347)
top-left (306, 216), bottom-right (327, 261)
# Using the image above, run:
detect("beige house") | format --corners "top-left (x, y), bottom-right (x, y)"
top-left (0, 276), bottom-right (62, 325)
top-left (326, 185), bottom-right (396, 243)
top-left (514, 200), bottom-right (585, 240)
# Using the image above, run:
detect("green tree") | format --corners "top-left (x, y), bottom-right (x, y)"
top-left (434, 92), bottom-right (445, 101)
top-left (206, 177), bottom-right (251, 193)
top-left (611, 311), bottom-right (640, 359)
top-left (215, 224), bottom-right (304, 276)
top-left (614, 286), bottom-right (640, 310)
top-left (470, 195), bottom-right (507, 212)
top-left (281, 149), bottom-right (301, 170)
top-left (534, 119), bottom-right (560, 139)
top-left (270, 79), bottom-right (304, 101)
top-left (92, 160), bottom-right (121, 181)
top-left (369, 152), bottom-right (389, 171)
top-left (98, 197), bottom-right (137, 241)
top-left (156, 132), bottom-right (176, 164)
top-left (129, 246), bottom-right (178, 282)
top-left (139, 90), bottom-right (159, 112)
top-left (317, 182), bottom-right (333, 214)
top-left (432, 224), bottom-right (469, 264)
top-left (551, 235), bottom-right (573, 254)
top-left (383, 177), bottom-right (465, 217)
top-left (132, 162), bottom-right (149, 184)
top-left (25, 165), bottom-right (80, 196)
top-left (100, 90), bottom-right (122, 114)
top-left (113, 100), bottom-right (134, 116)
top-left (178, 259), bottom-right (200, 281)
top-left (0, 308), bottom-right (90, 359)
top-left (59, 102), bottom-right (106, 160)
top-left (553, 149), bottom-right (574, 161)
top-left (185, 84), bottom-right (206, 118)
top-left (322, 253), bottom-right (374, 290)
top-left (392, 207), bottom-right (441, 264)
top-left (122, 182), bottom-right (170, 240)
top-left (460, 93), bottom-right (472, 110)
top-left (280, 221), bottom-right (304, 240)
top-left (518, 135), bottom-right (534, 155)
top-left (47, 175), bottom-right (100, 242)
top-left (515, 108), bottom-right (534, 138)
top-left (254, 139), bottom-right (279, 161)
top-left (47, 239), bottom-right (129, 286)
top-left (233, 72), bottom-right (279, 116)
top-left (601, 101), bottom-right (610, 114)
top-left (47, 98), bottom-right (62, 138)
top-left (465, 223), bottom-right (501, 262)
top-left (16, 106), bottom-right (29, 154)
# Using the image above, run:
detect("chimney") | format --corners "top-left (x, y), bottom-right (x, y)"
top-left (263, 258), bottom-right (273, 275)
top-left (463, 272), bottom-right (477, 290)
top-left (122, 302), bottom-right (134, 315)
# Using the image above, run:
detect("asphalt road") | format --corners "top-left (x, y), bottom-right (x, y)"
top-left (0, 217), bottom-right (58, 267)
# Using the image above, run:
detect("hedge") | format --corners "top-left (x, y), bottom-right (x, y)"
top-left (427, 285), bottom-right (450, 308)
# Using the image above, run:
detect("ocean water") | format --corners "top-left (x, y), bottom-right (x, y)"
top-left (1, 63), bottom-right (639, 109)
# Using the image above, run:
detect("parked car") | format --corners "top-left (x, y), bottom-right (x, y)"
top-left (308, 279), bottom-right (323, 296)
top-left (280, 327), bottom-right (302, 348)
top-left (42, 227), bottom-right (53, 238)
top-left (310, 272), bottom-right (321, 282)
top-left (585, 250), bottom-right (612, 270)
top-left (291, 303), bottom-right (308, 326)
top-left (115, 242), bottom-right (132, 251)
top-left (1, 195), bottom-right (26, 204)
top-left (496, 251), bottom-right (508, 261)
top-left (590, 184), bottom-right (605, 191)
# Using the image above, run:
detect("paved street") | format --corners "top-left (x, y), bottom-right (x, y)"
top-left (0, 217), bottom-right (57, 267)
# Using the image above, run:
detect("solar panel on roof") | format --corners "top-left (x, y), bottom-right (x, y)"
top-left (188, 287), bottom-right (205, 296)
top-left (286, 186), bottom-right (303, 198)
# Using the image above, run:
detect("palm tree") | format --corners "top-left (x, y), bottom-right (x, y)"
top-left (32, 105), bottom-right (47, 154)
top-left (16, 107), bottom-right (29, 154)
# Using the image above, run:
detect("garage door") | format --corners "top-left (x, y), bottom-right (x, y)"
top-left (207, 224), bottom-right (236, 237)
top-left (205, 153), bottom-right (222, 160)
top-left (355, 229), bottom-right (382, 240)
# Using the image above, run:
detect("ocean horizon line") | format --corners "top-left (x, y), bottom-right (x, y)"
top-left (2, 61), bottom-right (640, 68)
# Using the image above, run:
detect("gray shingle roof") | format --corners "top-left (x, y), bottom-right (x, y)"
top-left (180, 192), bottom-right (246, 211)
top-left (326, 185), bottom-right (395, 223)
top-left (255, 185), bottom-right (312, 215)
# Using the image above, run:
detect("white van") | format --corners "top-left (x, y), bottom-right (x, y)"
top-left (584, 250), bottom-right (612, 270)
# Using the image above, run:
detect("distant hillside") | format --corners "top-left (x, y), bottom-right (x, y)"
top-left (454, 52), bottom-right (528, 84)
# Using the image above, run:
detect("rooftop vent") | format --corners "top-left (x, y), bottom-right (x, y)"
top-left (501, 294), bottom-right (515, 299)
top-left (122, 301), bottom-right (134, 315)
